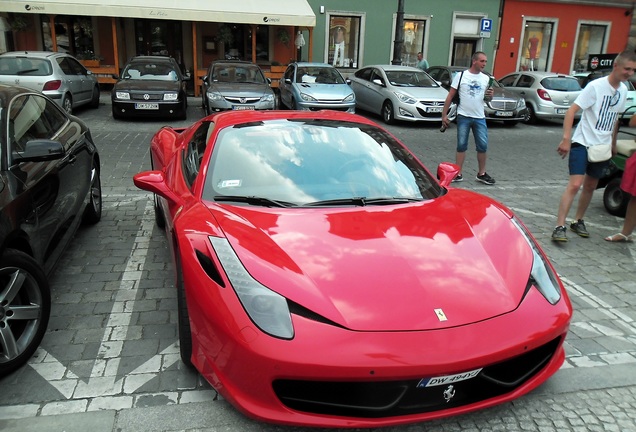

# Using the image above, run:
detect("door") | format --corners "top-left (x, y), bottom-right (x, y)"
top-left (7, 93), bottom-right (91, 273)
top-left (135, 20), bottom-right (183, 61)
top-left (452, 39), bottom-right (476, 67)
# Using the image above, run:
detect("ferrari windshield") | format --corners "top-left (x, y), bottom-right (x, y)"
top-left (203, 119), bottom-right (441, 206)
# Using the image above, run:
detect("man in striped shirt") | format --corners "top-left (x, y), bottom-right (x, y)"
top-left (552, 50), bottom-right (636, 242)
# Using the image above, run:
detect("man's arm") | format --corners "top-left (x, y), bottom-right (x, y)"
top-left (441, 87), bottom-right (456, 128)
top-left (557, 103), bottom-right (581, 159)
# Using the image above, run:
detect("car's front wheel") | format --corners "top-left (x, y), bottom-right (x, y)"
top-left (89, 86), bottom-right (100, 109)
top-left (82, 162), bottom-right (102, 224)
top-left (0, 250), bottom-right (51, 377)
top-left (523, 104), bottom-right (537, 124)
top-left (382, 101), bottom-right (395, 124)
top-left (603, 177), bottom-right (629, 217)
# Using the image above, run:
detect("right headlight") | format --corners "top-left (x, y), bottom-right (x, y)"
top-left (210, 236), bottom-right (294, 339)
top-left (511, 218), bottom-right (562, 304)
top-left (207, 92), bottom-right (223, 101)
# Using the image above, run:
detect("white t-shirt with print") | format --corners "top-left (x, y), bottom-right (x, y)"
top-left (572, 76), bottom-right (627, 147)
top-left (451, 70), bottom-right (489, 119)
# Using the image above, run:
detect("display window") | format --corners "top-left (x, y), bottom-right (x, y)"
top-left (326, 14), bottom-right (362, 68)
top-left (520, 21), bottom-right (554, 72)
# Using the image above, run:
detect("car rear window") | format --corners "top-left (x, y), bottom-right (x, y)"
top-left (0, 58), bottom-right (51, 76)
top-left (540, 77), bottom-right (581, 92)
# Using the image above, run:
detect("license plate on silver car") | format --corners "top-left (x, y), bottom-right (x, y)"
top-left (233, 106), bottom-right (255, 110)
top-left (135, 103), bottom-right (159, 110)
top-left (556, 108), bottom-right (567, 114)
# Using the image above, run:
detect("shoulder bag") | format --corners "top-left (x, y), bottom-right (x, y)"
top-left (452, 72), bottom-right (464, 105)
top-left (587, 144), bottom-right (612, 162)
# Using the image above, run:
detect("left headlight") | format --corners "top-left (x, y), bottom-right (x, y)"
top-left (343, 93), bottom-right (355, 103)
top-left (163, 93), bottom-right (179, 101)
top-left (115, 91), bottom-right (130, 100)
top-left (517, 98), bottom-right (526, 108)
top-left (511, 218), bottom-right (562, 304)
top-left (393, 91), bottom-right (417, 104)
top-left (262, 93), bottom-right (275, 102)
top-left (300, 92), bottom-right (317, 102)
top-left (210, 236), bottom-right (294, 339)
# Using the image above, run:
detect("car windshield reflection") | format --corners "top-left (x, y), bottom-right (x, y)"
top-left (204, 119), bottom-right (441, 206)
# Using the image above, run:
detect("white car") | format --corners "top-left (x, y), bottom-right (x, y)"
top-left (350, 65), bottom-right (456, 124)
top-left (0, 51), bottom-right (100, 114)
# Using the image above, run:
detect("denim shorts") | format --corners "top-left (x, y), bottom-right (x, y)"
top-left (568, 143), bottom-right (609, 178)
top-left (456, 115), bottom-right (488, 153)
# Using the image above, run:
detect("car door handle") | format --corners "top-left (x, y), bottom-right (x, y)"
top-left (64, 154), bottom-right (77, 165)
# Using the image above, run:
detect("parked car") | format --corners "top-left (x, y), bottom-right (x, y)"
top-left (0, 84), bottom-right (102, 376)
top-left (0, 51), bottom-right (100, 114)
top-left (111, 56), bottom-right (188, 120)
top-left (133, 109), bottom-right (572, 428)
top-left (200, 60), bottom-right (276, 115)
top-left (497, 71), bottom-right (582, 124)
top-left (350, 65), bottom-right (456, 124)
top-left (278, 62), bottom-right (355, 112)
top-left (427, 65), bottom-right (528, 125)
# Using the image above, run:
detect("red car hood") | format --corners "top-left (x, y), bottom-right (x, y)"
top-left (209, 190), bottom-right (533, 332)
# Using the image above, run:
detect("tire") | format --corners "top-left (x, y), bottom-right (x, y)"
top-left (154, 194), bottom-right (166, 229)
top-left (603, 177), bottom-right (629, 217)
top-left (82, 162), bottom-right (102, 225)
top-left (62, 94), bottom-right (73, 114)
top-left (0, 250), bottom-right (51, 377)
top-left (523, 104), bottom-right (537, 124)
top-left (176, 259), bottom-right (193, 367)
top-left (89, 86), bottom-right (100, 109)
top-left (382, 101), bottom-right (395, 125)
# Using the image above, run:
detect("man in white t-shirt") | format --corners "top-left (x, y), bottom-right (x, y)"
top-left (552, 50), bottom-right (636, 242)
top-left (442, 52), bottom-right (495, 184)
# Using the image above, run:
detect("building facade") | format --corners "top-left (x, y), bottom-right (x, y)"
top-left (1, 0), bottom-right (634, 95)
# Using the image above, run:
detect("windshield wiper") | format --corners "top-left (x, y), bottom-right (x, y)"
top-left (303, 197), bottom-right (422, 207)
top-left (213, 195), bottom-right (294, 208)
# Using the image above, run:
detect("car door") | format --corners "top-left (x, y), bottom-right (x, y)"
top-left (7, 93), bottom-right (91, 273)
top-left (350, 67), bottom-right (373, 111)
top-left (57, 56), bottom-right (88, 107)
top-left (278, 65), bottom-right (296, 109)
top-left (365, 68), bottom-right (390, 115)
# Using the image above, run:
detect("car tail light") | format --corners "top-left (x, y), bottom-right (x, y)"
top-left (537, 89), bottom-right (552, 101)
top-left (43, 80), bottom-right (62, 91)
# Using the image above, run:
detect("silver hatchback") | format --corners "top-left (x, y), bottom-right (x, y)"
top-left (498, 71), bottom-right (582, 124)
top-left (201, 60), bottom-right (276, 115)
top-left (0, 51), bottom-right (100, 114)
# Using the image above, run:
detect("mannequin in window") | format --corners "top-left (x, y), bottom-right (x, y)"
top-left (528, 35), bottom-right (540, 71)
top-left (333, 26), bottom-right (345, 67)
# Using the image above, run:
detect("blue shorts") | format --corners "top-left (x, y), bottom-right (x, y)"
top-left (456, 115), bottom-right (488, 153)
top-left (568, 143), bottom-right (609, 178)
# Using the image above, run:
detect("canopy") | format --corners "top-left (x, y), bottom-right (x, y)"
top-left (1, 0), bottom-right (316, 27)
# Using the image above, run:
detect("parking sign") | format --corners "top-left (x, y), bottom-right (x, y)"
top-left (481, 19), bottom-right (492, 33)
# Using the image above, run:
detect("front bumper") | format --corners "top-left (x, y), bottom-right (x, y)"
top-left (112, 99), bottom-right (184, 118)
top-left (187, 277), bottom-right (571, 428)
top-left (395, 102), bottom-right (457, 122)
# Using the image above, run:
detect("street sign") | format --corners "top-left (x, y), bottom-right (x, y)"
top-left (480, 18), bottom-right (492, 38)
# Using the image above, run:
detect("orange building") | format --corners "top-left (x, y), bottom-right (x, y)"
top-left (494, 0), bottom-right (633, 78)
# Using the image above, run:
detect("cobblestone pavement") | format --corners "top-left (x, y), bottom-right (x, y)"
top-left (0, 96), bottom-right (635, 431)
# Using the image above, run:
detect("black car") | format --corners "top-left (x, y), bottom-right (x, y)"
top-left (111, 56), bottom-right (188, 120)
top-left (0, 84), bottom-right (102, 376)
top-left (427, 65), bottom-right (529, 125)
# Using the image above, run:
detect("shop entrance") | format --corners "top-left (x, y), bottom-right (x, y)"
top-left (135, 20), bottom-right (184, 67)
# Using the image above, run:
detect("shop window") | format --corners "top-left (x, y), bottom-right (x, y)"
top-left (40, 16), bottom-right (96, 60)
top-left (401, 19), bottom-right (427, 67)
top-left (573, 23), bottom-right (608, 73)
top-left (326, 14), bottom-right (362, 68)
top-left (521, 21), bottom-right (554, 72)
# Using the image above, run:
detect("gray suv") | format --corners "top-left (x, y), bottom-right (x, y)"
top-left (0, 51), bottom-right (100, 114)
top-left (201, 60), bottom-right (276, 115)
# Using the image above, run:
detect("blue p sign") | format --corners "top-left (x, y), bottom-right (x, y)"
top-left (481, 19), bottom-right (492, 33)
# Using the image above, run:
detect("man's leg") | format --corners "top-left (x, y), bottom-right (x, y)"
top-left (455, 115), bottom-right (470, 173)
top-left (556, 174), bottom-right (585, 226)
top-left (573, 174), bottom-right (600, 221)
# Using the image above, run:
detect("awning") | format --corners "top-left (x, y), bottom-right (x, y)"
top-left (1, 0), bottom-right (316, 27)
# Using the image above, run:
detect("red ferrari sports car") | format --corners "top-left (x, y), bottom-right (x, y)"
top-left (134, 110), bottom-right (572, 428)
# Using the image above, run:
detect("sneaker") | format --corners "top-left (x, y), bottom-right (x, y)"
top-left (552, 225), bottom-right (568, 242)
top-left (570, 219), bottom-right (590, 238)
top-left (452, 174), bottom-right (463, 182)
top-left (476, 172), bottom-right (495, 185)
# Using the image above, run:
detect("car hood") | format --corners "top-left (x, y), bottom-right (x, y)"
top-left (207, 82), bottom-right (272, 97)
top-left (113, 80), bottom-right (181, 92)
top-left (390, 85), bottom-right (449, 101)
top-left (293, 83), bottom-right (353, 99)
top-left (208, 189), bottom-right (533, 332)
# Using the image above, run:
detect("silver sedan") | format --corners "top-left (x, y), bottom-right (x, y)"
top-left (350, 65), bottom-right (456, 124)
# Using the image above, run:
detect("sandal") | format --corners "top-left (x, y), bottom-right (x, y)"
top-left (604, 233), bottom-right (634, 242)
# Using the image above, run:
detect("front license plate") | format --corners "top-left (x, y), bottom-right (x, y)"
top-left (495, 111), bottom-right (513, 117)
top-left (135, 103), bottom-right (159, 110)
top-left (233, 105), bottom-right (255, 110)
top-left (427, 107), bottom-right (443, 113)
top-left (556, 108), bottom-right (567, 114)
top-left (417, 368), bottom-right (482, 388)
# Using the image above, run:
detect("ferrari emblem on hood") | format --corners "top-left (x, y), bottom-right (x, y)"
top-left (434, 308), bottom-right (447, 322)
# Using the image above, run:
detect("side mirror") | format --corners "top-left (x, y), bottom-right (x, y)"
top-left (346, 78), bottom-right (352, 85)
top-left (12, 139), bottom-right (65, 163)
top-left (436, 162), bottom-right (460, 187)
top-left (133, 170), bottom-right (182, 206)
top-left (284, 78), bottom-right (292, 84)
top-left (372, 78), bottom-right (384, 87)
top-left (111, 74), bottom-right (120, 80)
